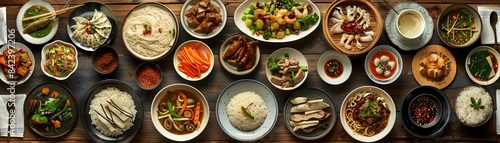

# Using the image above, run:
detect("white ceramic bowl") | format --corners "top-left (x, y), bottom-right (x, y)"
top-left (122, 2), bottom-right (179, 61)
top-left (234, 0), bottom-right (321, 43)
top-left (465, 46), bottom-right (500, 85)
top-left (41, 40), bottom-right (78, 80)
top-left (396, 9), bottom-right (425, 39)
top-left (16, 0), bottom-right (58, 45)
top-left (364, 45), bottom-right (403, 85)
top-left (265, 47), bottom-right (308, 90)
top-left (317, 50), bottom-right (351, 85)
top-left (173, 40), bottom-right (214, 81)
top-left (219, 34), bottom-right (260, 75)
top-left (216, 79), bottom-right (278, 141)
top-left (340, 86), bottom-right (396, 142)
top-left (0, 42), bottom-right (35, 85)
top-left (151, 83), bottom-right (210, 142)
top-left (180, 0), bottom-right (227, 39)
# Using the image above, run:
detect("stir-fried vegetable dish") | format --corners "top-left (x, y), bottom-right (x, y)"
top-left (28, 87), bottom-right (73, 131)
top-left (241, 0), bottom-right (319, 40)
top-left (43, 43), bottom-right (76, 77)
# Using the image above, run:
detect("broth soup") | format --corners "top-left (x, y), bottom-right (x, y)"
top-left (156, 90), bottom-right (203, 135)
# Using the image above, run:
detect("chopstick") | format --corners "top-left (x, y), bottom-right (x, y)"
top-left (21, 4), bottom-right (83, 22)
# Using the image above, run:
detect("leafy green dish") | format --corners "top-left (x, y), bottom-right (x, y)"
top-left (468, 50), bottom-right (498, 81)
top-left (28, 86), bottom-right (74, 132)
top-left (439, 8), bottom-right (478, 45)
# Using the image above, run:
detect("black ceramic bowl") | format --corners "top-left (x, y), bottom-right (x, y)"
top-left (135, 62), bottom-right (162, 90)
top-left (402, 86), bottom-right (451, 138)
top-left (80, 79), bottom-right (143, 143)
top-left (92, 45), bottom-right (118, 74)
top-left (407, 93), bottom-right (442, 128)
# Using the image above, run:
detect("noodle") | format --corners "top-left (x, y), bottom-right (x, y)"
top-left (345, 91), bottom-right (390, 137)
top-left (123, 5), bottom-right (176, 57)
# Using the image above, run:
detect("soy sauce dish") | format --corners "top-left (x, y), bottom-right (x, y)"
top-left (402, 86), bottom-right (450, 138)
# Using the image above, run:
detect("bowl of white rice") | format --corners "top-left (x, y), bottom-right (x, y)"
top-left (216, 79), bottom-right (278, 141)
top-left (455, 86), bottom-right (493, 127)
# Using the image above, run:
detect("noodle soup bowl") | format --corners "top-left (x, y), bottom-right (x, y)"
top-left (340, 86), bottom-right (396, 142)
top-left (437, 4), bottom-right (482, 48)
top-left (151, 83), bottom-right (210, 141)
top-left (121, 2), bottom-right (179, 61)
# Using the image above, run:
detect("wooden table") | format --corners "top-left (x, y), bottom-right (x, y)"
top-left (1, 0), bottom-right (500, 142)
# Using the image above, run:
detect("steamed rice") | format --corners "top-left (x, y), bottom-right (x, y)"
top-left (89, 87), bottom-right (137, 136)
top-left (227, 91), bottom-right (267, 131)
top-left (455, 86), bottom-right (493, 126)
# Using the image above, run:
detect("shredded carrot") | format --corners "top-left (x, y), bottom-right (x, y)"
top-left (177, 43), bottom-right (211, 78)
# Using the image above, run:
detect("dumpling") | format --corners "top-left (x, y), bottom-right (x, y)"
top-left (71, 9), bottom-right (111, 49)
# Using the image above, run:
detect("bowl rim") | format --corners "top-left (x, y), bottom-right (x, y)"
top-left (151, 83), bottom-right (210, 141)
top-left (135, 62), bottom-right (162, 90)
top-left (219, 34), bottom-right (261, 75)
top-left (180, 0), bottom-right (228, 39)
top-left (396, 9), bottom-right (425, 39)
top-left (322, 0), bottom-right (383, 56)
top-left (92, 45), bottom-right (118, 74)
top-left (454, 85), bottom-right (493, 127)
top-left (121, 2), bottom-right (179, 61)
top-left (173, 40), bottom-right (214, 81)
top-left (41, 40), bottom-right (78, 80)
top-left (16, 0), bottom-right (59, 45)
top-left (339, 85), bottom-right (396, 142)
top-left (436, 4), bottom-right (482, 48)
top-left (465, 46), bottom-right (500, 85)
top-left (364, 45), bottom-right (403, 85)
top-left (317, 50), bottom-right (352, 85)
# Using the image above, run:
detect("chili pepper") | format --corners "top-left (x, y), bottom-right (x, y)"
top-left (178, 92), bottom-right (188, 115)
top-left (193, 102), bottom-right (201, 126)
top-left (167, 102), bottom-right (181, 118)
top-left (241, 106), bottom-right (254, 119)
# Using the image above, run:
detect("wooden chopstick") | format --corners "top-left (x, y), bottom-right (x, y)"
top-left (22, 4), bottom-right (83, 22)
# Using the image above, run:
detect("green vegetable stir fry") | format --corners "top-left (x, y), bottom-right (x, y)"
top-left (440, 8), bottom-right (478, 45)
top-left (29, 87), bottom-right (73, 131)
top-left (241, 0), bottom-right (319, 40)
top-left (43, 43), bottom-right (76, 77)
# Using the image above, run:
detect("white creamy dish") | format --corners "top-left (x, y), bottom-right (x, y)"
top-left (397, 10), bottom-right (424, 38)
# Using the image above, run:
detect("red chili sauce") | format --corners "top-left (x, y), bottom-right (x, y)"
top-left (95, 50), bottom-right (118, 73)
top-left (138, 66), bottom-right (160, 88)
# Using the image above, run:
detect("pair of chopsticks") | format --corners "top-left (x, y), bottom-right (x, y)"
top-left (21, 4), bottom-right (83, 22)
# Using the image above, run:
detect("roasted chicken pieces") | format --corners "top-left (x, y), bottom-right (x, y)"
top-left (185, 0), bottom-right (223, 34)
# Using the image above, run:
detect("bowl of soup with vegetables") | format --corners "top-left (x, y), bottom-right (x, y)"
top-left (437, 4), bottom-right (482, 48)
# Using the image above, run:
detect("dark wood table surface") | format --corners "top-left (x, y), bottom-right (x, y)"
top-left (1, 0), bottom-right (500, 142)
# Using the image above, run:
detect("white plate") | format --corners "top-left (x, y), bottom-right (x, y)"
top-left (180, 0), bottom-right (227, 39)
top-left (385, 2), bottom-right (433, 51)
top-left (67, 2), bottom-right (117, 51)
top-left (317, 50), bottom-right (351, 85)
top-left (0, 42), bottom-right (35, 85)
top-left (340, 86), bottom-right (396, 142)
top-left (465, 46), bottom-right (500, 85)
top-left (265, 47), bottom-right (308, 90)
top-left (216, 79), bottom-right (278, 141)
top-left (41, 40), bottom-right (78, 80)
top-left (173, 40), bottom-right (214, 81)
top-left (234, 0), bottom-right (320, 43)
top-left (364, 45), bottom-right (403, 85)
top-left (16, 0), bottom-right (58, 45)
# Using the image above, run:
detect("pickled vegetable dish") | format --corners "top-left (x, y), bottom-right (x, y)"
top-left (157, 91), bottom-right (203, 134)
top-left (241, 0), bottom-right (319, 40)
top-left (43, 43), bottom-right (76, 77)
top-left (439, 8), bottom-right (478, 45)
